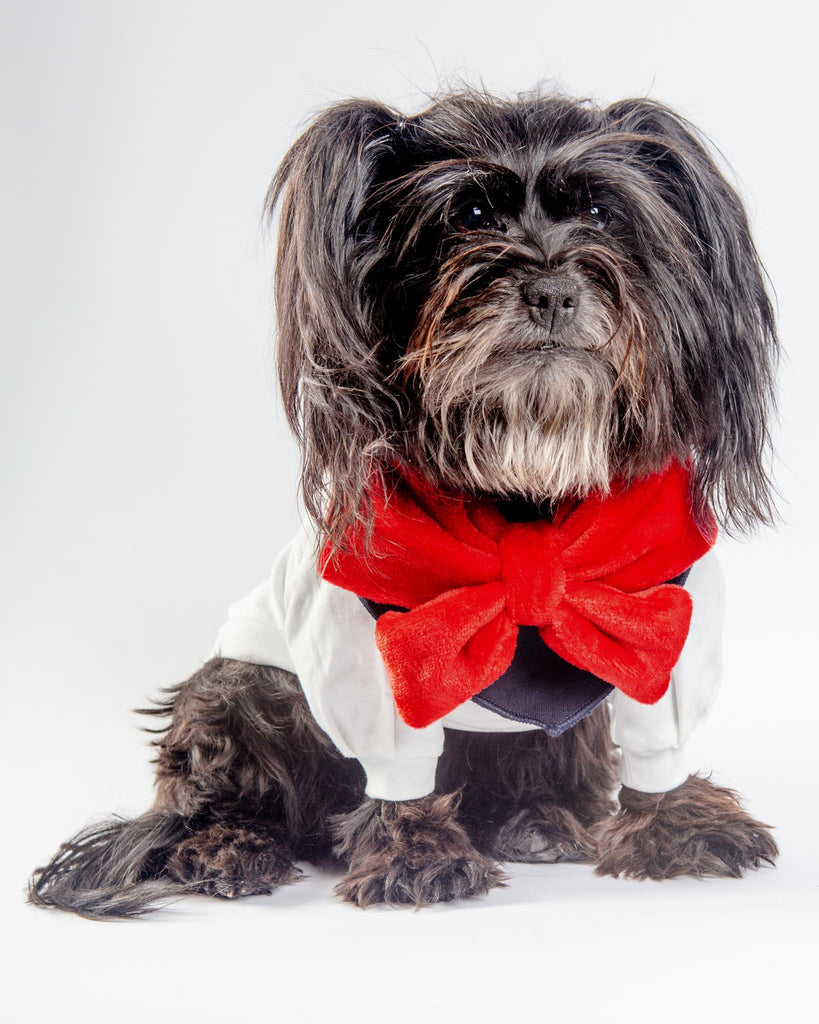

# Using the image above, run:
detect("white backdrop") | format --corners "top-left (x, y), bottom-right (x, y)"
top-left (2, 1), bottom-right (817, 1021)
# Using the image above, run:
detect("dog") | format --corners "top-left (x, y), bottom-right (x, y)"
top-left (29, 87), bottom-right (780, 918)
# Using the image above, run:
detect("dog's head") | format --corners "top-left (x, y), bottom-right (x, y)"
top-left (267, 88), bottom-right (777, 545)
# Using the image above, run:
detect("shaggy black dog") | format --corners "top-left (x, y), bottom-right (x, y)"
top-left (29, 88), bottom-right (778, 918)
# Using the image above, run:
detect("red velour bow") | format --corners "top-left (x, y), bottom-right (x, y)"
top-left (319, 462), bottom-right (716, 729)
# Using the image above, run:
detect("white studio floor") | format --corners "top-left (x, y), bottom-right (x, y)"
top-left (5, 742), bottom-right (817, 1024)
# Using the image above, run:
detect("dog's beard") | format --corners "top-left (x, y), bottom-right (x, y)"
top-left (403, 274), bottom-right (631, 502)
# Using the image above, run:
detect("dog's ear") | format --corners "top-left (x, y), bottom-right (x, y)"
top-left (266, 100), bottom-right (407, 544)
top-left (605, 99), bottom-right (779, 533)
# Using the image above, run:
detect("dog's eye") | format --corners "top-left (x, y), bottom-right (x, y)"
top-left (579, 204), bottom-right (610, 229)
top-left (454, 203), bottom-right (495, 232)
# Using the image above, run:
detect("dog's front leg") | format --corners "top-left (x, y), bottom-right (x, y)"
top-left (331, 793), bottom-right (506, 908)
top-left (595, 774), bottom-right (779, 879)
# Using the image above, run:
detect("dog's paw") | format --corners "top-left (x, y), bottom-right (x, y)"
top-left (595, 774), bottom-right (779, 880)
top-left (165, 823), bottom-right (301, 898)
top-left (332, 793), bottom-right (506, 908)
top-left (494, 802), bottom-right (598, 863)
top-left (335, 849), bottom-right (505, 908)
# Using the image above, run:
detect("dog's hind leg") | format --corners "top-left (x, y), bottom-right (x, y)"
top-left (150, 658), bottom-right (354, 900)
top-left (437, 705), bottom-right (619, 864)
top-left (29, 658), bottom-right (364, 918)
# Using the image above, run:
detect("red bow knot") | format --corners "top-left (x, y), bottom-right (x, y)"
top-left (320, 462), bottom-right (716, 729)
top-left (498, 521), bottom-right (566, 625)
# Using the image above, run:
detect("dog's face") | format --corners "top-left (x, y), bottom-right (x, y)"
top-left (268, 90), bottom-right (777, 544)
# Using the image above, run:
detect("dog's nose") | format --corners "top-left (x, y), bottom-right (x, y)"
top-left (522, 275), bottom-right (578, 331)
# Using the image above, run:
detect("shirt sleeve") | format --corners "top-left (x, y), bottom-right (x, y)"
top-left (608, 547), bottom-right (726, 792)
top-left (212, 522), bottom-right (444, 802)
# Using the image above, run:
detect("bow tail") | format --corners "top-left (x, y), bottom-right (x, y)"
top-left (541, 582), bottom-right (695, 704)
top-left (374, 582), bottom-right (516, 728)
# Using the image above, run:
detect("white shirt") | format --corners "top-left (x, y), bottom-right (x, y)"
top-left (212, 522), bottom-right (726, 801)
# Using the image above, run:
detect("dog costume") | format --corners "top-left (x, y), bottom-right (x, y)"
top-left (212, 461), bottom-right (724, 802)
